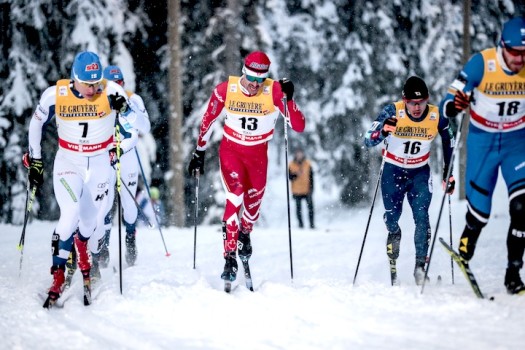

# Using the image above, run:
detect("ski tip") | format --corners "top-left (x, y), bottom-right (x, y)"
top-left (489, 296), bottom-right (495, 301)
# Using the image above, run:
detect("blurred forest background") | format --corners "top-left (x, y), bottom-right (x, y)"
top-left (1, 0), bottom-right (524, 226)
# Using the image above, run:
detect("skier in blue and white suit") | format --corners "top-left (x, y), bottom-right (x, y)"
top-left (94, 65), bottom-right (151, 269)
top-left (439, 17), bottom-right (525, 295)
top-left (365, 76), bottom-right (454, 286)
top-left (27, 51), bottom-right (139, 305)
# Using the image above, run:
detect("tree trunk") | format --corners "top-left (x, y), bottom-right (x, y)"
top-left (459, 0), bottom-right (471, 200)
top-left (224, 0), bottom-right (240, 75)
top-left (167, 0), bottom-right (185, 227)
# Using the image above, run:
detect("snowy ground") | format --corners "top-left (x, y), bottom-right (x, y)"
top-left (2, 166), bottom-right (525, 350)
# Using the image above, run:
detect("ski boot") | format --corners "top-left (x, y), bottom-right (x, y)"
top-left (90, 252), bottom-right (101, 284)
top-left (221, 252), bottom-right (238, 282)
top-left (413, 260), bottom-right (430, 286)
top-left (221, 252), bottom-right (238, 293)
top-left (74, 235), bottom-right (91, 272)
top-left (386, 230), bottom-right (401, 286)
top-left (458, 223), bottom-right (482, 261)
top-left (98, 229), bottom-right (111, 268)
top-left (505, 267), bottom-right (525, 295)
top-left (74, 235), bottom-right (92, 305)
top-left (64, 248), bottom-right (77, 289)
top-left (237, 230), bottom-right (252, 262)
top-left (125, 231), bottom-right (137, 266)
top-left (43, 265), bottom-right (65, 308)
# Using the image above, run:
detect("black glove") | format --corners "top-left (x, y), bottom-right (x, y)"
top-left (454, 90), bottom-right (470, 112)
top-left (279, 78), bottom-right (294, 100)
top-left (188, 150), bottom-right (205, 176)
top-left (108, 94), bottom-right (129, 114)
top-left (381, 117), bottom-right (398, 137)
top-left (28, 157), bottom-right (44, 187)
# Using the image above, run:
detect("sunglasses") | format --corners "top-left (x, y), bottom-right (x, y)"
top-left (504, 44), bottom-right (525, 57)
top-left (404, 98), bottom-right (428, 107)
top-left (245, 75), bottom-right (266, 84)
top-left (76, 79), bottom-right (102, 89)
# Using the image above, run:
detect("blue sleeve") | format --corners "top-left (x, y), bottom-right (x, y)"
top-left (364, 103), bottom-right (396, 147)
top-left (438, 114), bottom-right (454, 173)
top-left (439, 52), bottom-right (484, 119)
top-left (459, 53), bottom-right (484, 91)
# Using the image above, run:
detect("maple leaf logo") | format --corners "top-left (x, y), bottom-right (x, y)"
top-left (226, 220), bottom-right (239, 235)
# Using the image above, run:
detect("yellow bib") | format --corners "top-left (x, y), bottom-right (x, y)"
top-left (383, 101), bottom-right (440, 168)
top-left (55, 79), bottom-right (112, 121)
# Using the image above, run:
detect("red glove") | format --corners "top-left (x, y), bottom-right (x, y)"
top-left (443, 176), bottom-right (455, 195)
top-left (454, 90), bottom-right (470, 112)
top-left (22, 152), bottom-right (31, 169)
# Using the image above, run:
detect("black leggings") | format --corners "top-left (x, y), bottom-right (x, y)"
top-left (293, 194), bottom-right (314, 228)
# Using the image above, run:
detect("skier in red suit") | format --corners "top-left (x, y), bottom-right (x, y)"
top-left (188, 51), bottom-right (306, 283)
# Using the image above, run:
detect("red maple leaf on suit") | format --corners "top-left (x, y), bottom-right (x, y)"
top-left (227, 220), bottom-right (239, 236)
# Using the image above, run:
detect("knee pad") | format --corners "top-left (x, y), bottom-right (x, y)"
top-left (510, 194), bottom-right (525, 231)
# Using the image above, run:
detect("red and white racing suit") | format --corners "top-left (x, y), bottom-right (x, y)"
top-left (196, 76), bottom-right (305, 255)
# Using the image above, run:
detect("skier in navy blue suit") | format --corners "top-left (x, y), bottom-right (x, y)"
top-left (365, 76), bottom-right (454, 286)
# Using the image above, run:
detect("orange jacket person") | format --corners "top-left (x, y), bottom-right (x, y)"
top-left (289, 148), bottom-right (314, 229)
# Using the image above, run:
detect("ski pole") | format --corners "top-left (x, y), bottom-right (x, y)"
top-left (115, 121), bottom-right (123, 295)
top-left (282, 96), bottom-right (294, 281)
top-left (118, 176), bottom-right (154, 229)
top-left (448, 194), bottom-right (455, 284)
top-left (421, 112), bottom-right (465, 294)
top-left (353, 141), bottom-right (388, 285)
top-left (18, 182), bottom-right (37, 276)
top-left (134, 149), bottom-right (170, 256)
top-left (192, 169), bottom-right (200, 269)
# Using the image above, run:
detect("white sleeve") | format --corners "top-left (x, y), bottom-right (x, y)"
top-left (117, 115), bottom-right (139, 154)
top-left (28, 86), bottom-right (56, 159)
top-left (128, 93), bottom-right (151, 134)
